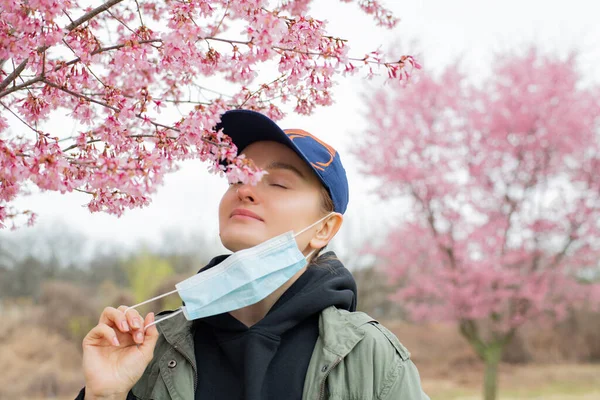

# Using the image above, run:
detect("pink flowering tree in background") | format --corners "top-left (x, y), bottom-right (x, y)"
top-left (355, 48), bottom-right (600, 400)
top-left (0, 0), bottom-right (418, 229)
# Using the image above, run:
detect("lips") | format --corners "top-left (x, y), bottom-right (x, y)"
top-left (230, 208), bottom-right (264, 221)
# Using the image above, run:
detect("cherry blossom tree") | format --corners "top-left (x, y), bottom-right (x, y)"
top-left (355, 48), bottom-right (600, 400)
top-left (0, 0), bottom-right (418, 228)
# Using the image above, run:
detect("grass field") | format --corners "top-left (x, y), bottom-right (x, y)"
top-left (384, 320), bottom-right (600, 400)
top-left (421, 363), bottom-right (600, 399)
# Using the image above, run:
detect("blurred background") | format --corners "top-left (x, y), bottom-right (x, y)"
top-left (2, 0), bottom-right (600, 399)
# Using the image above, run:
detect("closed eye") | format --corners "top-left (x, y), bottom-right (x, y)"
top-left (270, 183), bottom-right (287, 189)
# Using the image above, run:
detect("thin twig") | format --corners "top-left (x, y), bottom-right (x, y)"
top-left (240, 74), bottom-right (286, 108)
top-left (14, 59), bottom-right (36, 98)
top-left (62, 139), bottom-right (103, 152)
top-left (204, 36), bottom-right (251, 46)
top-left (153, 98), bottom-right (212, 105)
top-left (43, 79), bottom-right (120, 111)
top-left (212, 1), bottom-right (230, 36)
top-left (62, 129), bottom-right (226, 153)
top-left (0, 101), bottom-right (42, 136)
top-left (75, 188), bottom-right (95, 195)
top-left (61, 39), bottom-right (108, 88)
top-left (62, 9), bottom-right (75, 24)
top-left (106, 9), bottom-right (139, 37)
top-left (134, 0), bottom-right (145, 27)
top-left (64, 0), bottom-right (126, 31)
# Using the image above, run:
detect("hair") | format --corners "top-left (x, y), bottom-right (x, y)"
top-left (319, 185), bottom-right (335, 215)
top-left (308, 185), bottom-right (336, 264)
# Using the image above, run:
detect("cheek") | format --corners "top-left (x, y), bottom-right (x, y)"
top-left (275, 193), bottom-right (321, 222)
top-left (218, 189), bottom-right (235, 221)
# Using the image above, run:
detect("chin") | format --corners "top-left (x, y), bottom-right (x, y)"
top-left (220, 233), bottom-right (262, 253)
top-left (219, 220), bottom-right (269, 250)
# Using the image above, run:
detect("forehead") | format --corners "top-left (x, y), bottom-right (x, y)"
top-left (242, 141), bottom-right (300, 167)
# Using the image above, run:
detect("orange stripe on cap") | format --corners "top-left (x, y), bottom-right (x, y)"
top-left (284, 129), bottom-right (337, 171)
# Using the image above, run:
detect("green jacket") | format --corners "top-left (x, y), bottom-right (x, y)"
top-left (130, 306), bottom-right (429, 400)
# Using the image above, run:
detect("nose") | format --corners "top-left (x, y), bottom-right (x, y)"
top-left (236, 183), bottom-right (258, 203)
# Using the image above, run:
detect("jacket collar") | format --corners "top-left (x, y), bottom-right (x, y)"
top-left (157, 306), bottom-right (373, 350)
top-left (156, 305), bottom-right (375, 369)
top-left (318, 306), bottom-right (376, 358)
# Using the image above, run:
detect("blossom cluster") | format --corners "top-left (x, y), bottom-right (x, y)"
top-left (0, 0), bottom-right (418, 228)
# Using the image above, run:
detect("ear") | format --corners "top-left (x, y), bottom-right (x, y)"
top-left (309, 213), bottom-right (343, 251)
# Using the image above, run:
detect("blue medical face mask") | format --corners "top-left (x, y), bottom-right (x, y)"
top-left (126, 213), bottom-right (335, 328)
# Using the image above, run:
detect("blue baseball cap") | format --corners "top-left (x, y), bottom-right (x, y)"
top-left (216, 109), bottom-right (349, 214)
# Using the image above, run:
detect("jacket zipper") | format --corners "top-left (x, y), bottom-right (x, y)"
top-left (173, 343), bottom-right (198, 393)
top-left (318, 356), bottom-right (343, 400)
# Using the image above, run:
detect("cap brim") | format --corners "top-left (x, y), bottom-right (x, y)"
top-left (216, 109), bottom-right (291, 154)
top-left (216, 110), bottom-right (323, 182)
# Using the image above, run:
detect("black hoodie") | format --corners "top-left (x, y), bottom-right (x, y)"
top-left (192, 252), bottom-right (357, 400)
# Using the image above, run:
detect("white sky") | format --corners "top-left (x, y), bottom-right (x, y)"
top-left (2, 0), bottom-right (600, 258)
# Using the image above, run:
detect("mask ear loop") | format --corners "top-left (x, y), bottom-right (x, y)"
top-left (124, 288), bottom-right (181, 331)
top-left (294, 212), bottom-right (336, 260)
top-left (305, 249), bottom-right (317, 265)
top-left (293, 212), bottom-right (336, 238)
top-left (144, 308), bottom-right (184, 330)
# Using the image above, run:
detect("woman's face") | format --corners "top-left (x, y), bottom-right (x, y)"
top-left (219, 141), bottom-right (327, 253)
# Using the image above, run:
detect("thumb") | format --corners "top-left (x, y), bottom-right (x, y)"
top-left (139, 312), bottom-right (159, 360)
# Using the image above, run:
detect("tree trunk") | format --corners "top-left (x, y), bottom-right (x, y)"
top-left (483, 345), bottom-right (502, 400)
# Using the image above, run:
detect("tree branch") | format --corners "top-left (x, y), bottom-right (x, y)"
top-left (500, 194), bottom-right (518, 257)
top-left (42, 79), bottom-right (120, 112)
top-left (0, 0), bottom-right (125, 93)
top-left (548, 223), bottom-right (581, 270)
top-left (411, 186), bottom-right (458, 269)
top-left (61, 129), bottom-right (225, 153)
top-left (459, 320), bottom-right (487, 360)
top-left (0, 59), bottom-right (28, 92)
top-left (64, 0), bottom-right (126, 31)
top-left (0, 101), bottom-right (42, 136)
top-left (0, 39), bottom-right (162, 98)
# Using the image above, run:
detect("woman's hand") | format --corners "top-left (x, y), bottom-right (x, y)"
top-left (82, 306), bottom-right (159, 400)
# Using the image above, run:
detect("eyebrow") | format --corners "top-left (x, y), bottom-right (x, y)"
top-left (265, 161), bottom-right (306, 179)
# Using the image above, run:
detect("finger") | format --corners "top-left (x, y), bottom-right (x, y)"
top-left (121, 305), bottom-right (145, 331)
top-left (144, 312), bottom-right (159, 338)
top-left (99, 307), bottom-right (130, 333)
top-left (115, 306), bottom-right (144, 344)
top-left (84, 323), bottom-right (121, 347)
top-left (118, 306), bottom-right (145, 344)
top-left (139, 313), bottom-right (160, 360)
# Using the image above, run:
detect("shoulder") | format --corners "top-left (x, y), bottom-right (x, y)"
top-left (333, 308), bottom-right (411, 361)
top-left (326, 309), bottom-right (428, 400)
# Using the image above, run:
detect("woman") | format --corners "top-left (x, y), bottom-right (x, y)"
top-left (77, 110), bottom-right (429, 400)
